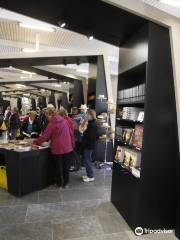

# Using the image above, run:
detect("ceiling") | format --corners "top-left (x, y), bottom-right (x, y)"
top-left (0, 7), bottom-right (119, 98)
top-left (140, 0), bottom-right (180, 19)
top-left (0, 0), bottom-right (179, 99)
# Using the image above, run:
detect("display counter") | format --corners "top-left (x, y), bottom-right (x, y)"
top-left (0, 147), bottom-right (54, 196)
top-left (0, 138), bottom-right (113, 196)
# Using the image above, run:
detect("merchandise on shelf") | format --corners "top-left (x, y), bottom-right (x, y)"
top-left (118, 107), bottom-right (144, 122)
top-left (118, 83), bottom-right (145, 104)
top-left (115, 146), bottom-right (141, 178)
top-left (132, 124), bottom-right (144, 149)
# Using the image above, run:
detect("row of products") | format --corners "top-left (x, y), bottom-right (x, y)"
top-left (115, 146), bottom-right (141, 178)
top-left (116, 124), bottom-right (144, 149)
top-left (118, 107), bottom-right (144, 122)
top-left (118, 83), bottom-right (145, 102)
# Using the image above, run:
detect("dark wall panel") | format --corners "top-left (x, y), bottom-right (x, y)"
top-left (138, 22), bottom-right (179, 229)
top-left (73, 80), bottom-right (84, 108)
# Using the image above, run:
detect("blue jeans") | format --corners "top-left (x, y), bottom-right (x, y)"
top-left (83, 149), bottom-right (94, 178)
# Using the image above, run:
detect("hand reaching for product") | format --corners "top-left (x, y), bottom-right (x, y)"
top-left (31, 144), bottom-right (39, 150)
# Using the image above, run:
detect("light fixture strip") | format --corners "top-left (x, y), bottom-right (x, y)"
top-left (19, 22), bottom-right (54, 32)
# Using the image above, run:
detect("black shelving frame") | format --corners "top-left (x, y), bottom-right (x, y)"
top-left (111, 22), bottom-right (179, 233)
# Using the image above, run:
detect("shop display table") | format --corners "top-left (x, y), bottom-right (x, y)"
top-left (0, 148), bottom-right (54, 196)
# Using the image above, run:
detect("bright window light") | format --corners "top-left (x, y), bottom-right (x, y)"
top-left (160, 0), bottom-right (180, 7)
top-left (19, 22), bottom-right (54, 32)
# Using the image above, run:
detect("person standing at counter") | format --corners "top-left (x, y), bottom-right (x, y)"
top-left (82, 109), bottom-right (98, 183)
top-left (8, 107), bottom-right (21, 139)
top-left (32, 107), bottom-right (74, 188)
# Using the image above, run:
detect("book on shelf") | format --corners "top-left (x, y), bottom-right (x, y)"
top-left (115, 146), bottom-right (141, 173)
top-left (132, 124), bottom-right (144, 149)
top-left (118, 83), bottom-right (145, 104)
top-left (117, 107), bottom-right (144, 122)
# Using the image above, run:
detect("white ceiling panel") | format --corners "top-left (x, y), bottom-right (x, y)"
top-left (140, 0), bottom-right (180, 18)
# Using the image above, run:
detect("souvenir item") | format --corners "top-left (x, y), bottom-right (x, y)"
top-left (133, 124), bottom-right (144, 149)
top-left (123, 150), bottom-right (131, 167)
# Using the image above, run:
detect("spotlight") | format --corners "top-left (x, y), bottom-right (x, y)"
top-left (87, 35), bottom-right (94, 41)
top-left (58, 20), bottom-right (67, 28)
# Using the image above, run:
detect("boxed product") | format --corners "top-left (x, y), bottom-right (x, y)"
top-left (132, 124), bottom-right (144, 149)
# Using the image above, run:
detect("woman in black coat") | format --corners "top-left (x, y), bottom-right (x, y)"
top-left (8, 107), bottom-right (21, 139)
top-left (82, 109), bottom-right (98, 183)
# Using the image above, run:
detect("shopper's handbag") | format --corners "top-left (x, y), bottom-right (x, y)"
top-left (0, 166), bottom-right (8, 190)
top-left (0, 121), bottom-right (7, 131)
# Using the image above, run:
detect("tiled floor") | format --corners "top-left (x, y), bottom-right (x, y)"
top-left (0, 167), bottom-right (178, 240)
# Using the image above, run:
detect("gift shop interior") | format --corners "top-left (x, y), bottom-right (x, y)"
top-left (0, 0), bottom-right (180, 240)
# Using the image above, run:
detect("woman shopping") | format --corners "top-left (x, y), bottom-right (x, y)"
top-left (82, 109), bottom-right (99, 183)
top-left (32, 107), bottom-right (74, 188)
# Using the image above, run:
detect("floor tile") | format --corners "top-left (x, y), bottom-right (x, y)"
top-left (0, 222), bottom-right (52, 240)
top-left (126, 230), bottom-right (178, 240)
top-left (80, 200), bottom-right (119, 217)
top-left (0, 205), bottom-right (27, 226)
top-left (38, 190), bottom-right (62, 204)
top-left (103, 232), bottom-right (130, 240)
top-left (98, 214), bottom-right (130, 234)
top-left (62, 188), bottom-right (107, 202)
top-left (25, 202), bottom-right (81, 223)
top-left (53, 216), bottom-right (103, 240)
top-left (13, 192), bottom-right (38, 206)
top-left (0, 190), bottom-right (15, 206)
top-left (104, 175), bottom-right (112, 187)
top-left (68, 175), bottom-right (105, 189)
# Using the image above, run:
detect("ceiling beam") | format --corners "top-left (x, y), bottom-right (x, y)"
top-left (17, 66), bottom-right (75, 84)
top-left (35, 66), bottom-right (88, 81)
top-left (0, 78), bottom-right (59, 85)
top-left (0, 55), bottom-right (97, 67)
top-left (29, 83), bottom-right (68, 94)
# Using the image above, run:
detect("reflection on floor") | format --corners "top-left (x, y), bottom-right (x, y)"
top-left (0, 167), bottom-right (177, 240)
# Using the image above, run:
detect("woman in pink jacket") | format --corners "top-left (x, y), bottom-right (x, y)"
top-left (33, 107), bottom-right (74, 188)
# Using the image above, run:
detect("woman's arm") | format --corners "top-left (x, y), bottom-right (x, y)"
top-left (33, 123), bottom-right (52, 146)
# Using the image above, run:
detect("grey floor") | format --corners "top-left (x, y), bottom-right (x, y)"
top-left (0, 167), bottom-right (178, 240)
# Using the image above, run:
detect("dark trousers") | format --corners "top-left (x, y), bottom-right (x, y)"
top-left (53, 153), bottom-right (71, 187)
top-left (83, 149), bottom-right (94, 178)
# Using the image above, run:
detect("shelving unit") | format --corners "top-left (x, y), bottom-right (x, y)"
top-left (111, 22), bottom-right (179, 232)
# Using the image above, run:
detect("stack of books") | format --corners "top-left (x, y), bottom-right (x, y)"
top-left (118, 107), bottom-right (144, 122)
top-left (118, 83), bottom-right (145, 104)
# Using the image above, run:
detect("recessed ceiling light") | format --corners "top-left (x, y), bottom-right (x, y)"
top-left (88, 35), bottom-right (94, 41)
top-left (160, 0), bottom-right (180, 7)
top-left (57, 20), bottom-right (67, 28)
top-left (60, 22), bottom-right (66, 28)
top-left (19, 23), bottom-right (54, 32)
